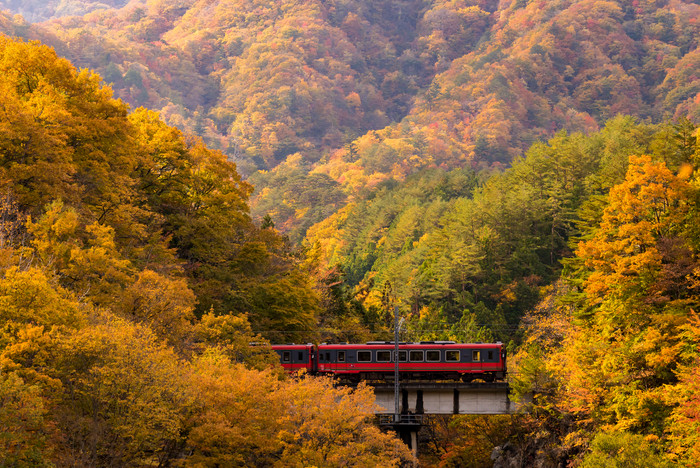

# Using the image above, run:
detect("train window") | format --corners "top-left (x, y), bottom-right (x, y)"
top-left (358, 351), bottom-right (371, 362)
top-left (338, 351), bottom-right (346, 362)
top-left (376, 350), bottom-right (391, 362)
top-left (326, 352), bottom-right (331, 361)
top-left (487, 351), bottom-right (494, 361)
top-left (426, 350), bottom-right (440, 362)
top-left (282, 351), bottom-right (291, 363)
top-left (409, 350), bottom-right (424, 362)
top-left (472, 350), bottom-right (481, 362)
top-left (394, 350), bottom-right (407, 362)
top-left (446, 350), bottom-right (459, 362)
top-left (298, 352), bottom-right (304, 361)
top-left (319, 353), bottom-right (324, 362)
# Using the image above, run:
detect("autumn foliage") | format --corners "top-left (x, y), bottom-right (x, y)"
top-left (511, 128), bottom-right (700, 465)
top-left (0, 37), bottom-right (413, 466)
top-left (0, 0), bottom-right (699, 465)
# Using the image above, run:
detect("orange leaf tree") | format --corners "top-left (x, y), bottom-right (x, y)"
top-left (560, 153), bottom-right (698, 436)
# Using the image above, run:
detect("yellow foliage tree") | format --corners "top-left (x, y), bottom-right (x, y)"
top-left (558, 154), bottom-right (697, 434)
top-left (186, 350), bottom-right (414, 467)
top-left (273, 376), bottom-right (414, 467)
top-left (27, 200), bottom-right (133, 309)
top-left (49, 313), bottom-right (193, 466)
top-left (0, 372), bottom-right (53, 467)
top-left (116, 269), bottom-right (196, 349)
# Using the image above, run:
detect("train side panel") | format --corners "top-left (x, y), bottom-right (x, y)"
top-left (316, 342), bottom-right (506, 381)
top-left (271, 344), bottom-right (315, 373)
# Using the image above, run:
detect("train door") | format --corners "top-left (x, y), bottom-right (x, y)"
top-left (279, 349), bottom-right (292, 372)
top-left (327, 349), bottom-right (336, 372)
top-left (318, 348), bottom-right (334, 373)
top-left (295, 349), bottom-right (307, 371)
top-left (485, 348), bottom-right (496, 371)
top-left (308, 344), bottom-right (317, 373)
top-left (336, 349), bottom-right (347, 373)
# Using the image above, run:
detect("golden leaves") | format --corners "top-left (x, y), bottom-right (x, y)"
top-left (577, 155), bottom-right (691, 304)
top-left (186, 354), bottom-right (414, 467)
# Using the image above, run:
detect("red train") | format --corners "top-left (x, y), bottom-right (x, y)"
top-left (271, 341), bottom-right (507, 382)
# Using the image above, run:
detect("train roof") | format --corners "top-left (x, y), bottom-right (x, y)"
top-left (269, 343), bottom-right (314, 349)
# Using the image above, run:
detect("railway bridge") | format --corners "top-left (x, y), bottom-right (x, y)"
top-left (365, 381), bottom-right (530, 457)
top-left (371, 381), bottom-right (519, 415)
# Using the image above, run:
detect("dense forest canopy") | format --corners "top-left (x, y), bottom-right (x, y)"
top-left (0, 36), bottom-right (414, 466)
top-left (2, 0), bottom-right (699, 244)
top-left (0, 0), bottom-right (131, 22)
top-left (0, 0), bottom-right (699, 466)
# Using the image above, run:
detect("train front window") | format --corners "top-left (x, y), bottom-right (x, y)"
top-left (338, 351), bottom-right (346, 362)
top-left (472, 350), bottom-right (481, 362)
top-left (358, 351), bottom-right (371, 362)
top-left (409, 350), bottom-right (424, 362)
top-left (426, 350), bottom-right (440, 362)
top-left (446, 350), bottom-right (459, 362)
top-left (282, 351), bottom-right (291, 363)
top-left (376, 350), bottom-right (391, 362)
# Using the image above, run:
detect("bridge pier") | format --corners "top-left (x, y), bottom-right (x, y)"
top-left (377, 414), bottom-right (423, 459)
top-left (369, 382), bottom-right (530, 461)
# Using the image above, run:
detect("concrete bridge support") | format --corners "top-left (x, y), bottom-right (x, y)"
top-left (370, 382), bottom-right (528, 460)
top-left (372, 382), bottom-right (519, 415)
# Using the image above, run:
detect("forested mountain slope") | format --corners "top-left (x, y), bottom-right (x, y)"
top-left (1, 1), bottom-right (700, 466)
top-left (0, 0), bottom-right (130, 22)
top-left (2, 0), bottom-right (699, 371)
top-left (1, 1), bottom-right (698, 244)
top-left (0, 32), bottom-right (319, 338)
top-left (0, 36), bottom-right (414, 466)
top-left (1, 0), bottom-right (437, 170)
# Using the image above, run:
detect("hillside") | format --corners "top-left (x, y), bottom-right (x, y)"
top-left (0, 1), bottom-right (700, 465)
top-left (0, 0), bottom-right (131, 22)
top-left (2, 1), bottom-right (697, 171)
top-left (1, 0), bottom-right (696, 243)
top-left (2, 0), bottom-right (698, 356)
top-left (0, 36), bottom-right (418, 466)
top-left (0, 32), bottom-right (319, 339)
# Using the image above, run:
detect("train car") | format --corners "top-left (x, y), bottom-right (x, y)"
top-left (270, 344), bottom-right (315, 373)
top-left (315, 341), bottom-right (506, 382)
